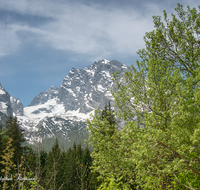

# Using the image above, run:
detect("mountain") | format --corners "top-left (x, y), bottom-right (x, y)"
top-left (0, 83), bottom-right (13, 117)
top-left (28, 59), bottom-right (129, 113)
top-left (1, 59), bottom-right (130, 150)
top-left (0, 83), bottom-right (24, 126)
top-left (10, 96), bottom-right (24, 116)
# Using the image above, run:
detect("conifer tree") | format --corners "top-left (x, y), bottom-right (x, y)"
top-left (87, 103), bottom-right (135, 189)
top-left (82, 146), bottom-right (92, 166)
top-left (23, 146), bottom-right (47, 190)
top-left (0, 124), bottom-right (5, 174)
top-left (100, 101), bottom-right (116, 137)
top-left (5, 116), bottom-right (26, 165)
top-left (4, 116), bottom-right (26, 190)
top-left (24, 146), bottom-right (36, 173)
top-left (45, 138), bottom-right (67, 190)
top-left (64, 147), bottom-right (72, 189)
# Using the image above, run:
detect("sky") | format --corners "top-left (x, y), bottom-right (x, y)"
top-left (0, 0), bottom-right (199, 107)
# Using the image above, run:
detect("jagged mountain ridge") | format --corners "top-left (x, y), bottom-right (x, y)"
top-left (10, 96), bottom-right (24, 116)
top-left (0, 83), bottom-right (24, 118)
top-left (28, 59), bottom-right (129, 113)
top-left (1, 59), bottom-right (130, 149)
top-left (0, 83), bottom-right (13, 117)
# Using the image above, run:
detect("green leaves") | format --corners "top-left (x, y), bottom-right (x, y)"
top-left (112, 3), bottom-right (200, 189)
top-left (87, 105), bottom-right (138, 189)
top-left (87, 3), bottom-right (200, 189)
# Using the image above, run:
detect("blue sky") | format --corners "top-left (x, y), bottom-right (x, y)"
top-left (0, 0), bottom-right (199, 107)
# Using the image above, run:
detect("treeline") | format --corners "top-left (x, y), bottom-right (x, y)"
top-left (0, 116), bottom-right (99, 190)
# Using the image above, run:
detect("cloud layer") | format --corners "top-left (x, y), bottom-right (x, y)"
top-left (1, 0), bottom-right (199, 60)
top-left (0, 0), bottom-right (164, 59)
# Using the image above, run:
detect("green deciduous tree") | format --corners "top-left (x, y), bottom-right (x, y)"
top-left (87, 3), bottom-right (200, 190)
top-left (87, 103), bottom-right (137, 189)
top-left (0, 124), bottom-right (7, 175)
top-left (110, 3), bottom-right (200, 190)
top-left (0, 138), bottom-right (17, 190)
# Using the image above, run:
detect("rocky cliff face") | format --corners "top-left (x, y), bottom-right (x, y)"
top-left (59, 59), bottom-right (129, 113)
top-left (0, 83), bottom-right (13, 117)
top-left (29, 86), bottom-right (59, 107)
top-left (0, 83), bottom-right (24, 118)
top-left (10, 96), bottom-right (24, 116)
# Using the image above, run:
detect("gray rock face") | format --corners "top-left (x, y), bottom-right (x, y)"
top-left (59, 59), bottom-right (130, 113)
top-left (10, 96), bottom-right (24, 116)
top-left (29, 86), bottom-right (59, 106)
top-left (60, 60), bottom-right (128, 113)
top-left (29, 59), bottom-right (130, 114)
top-left (0, 83), bottom-right (13, 116)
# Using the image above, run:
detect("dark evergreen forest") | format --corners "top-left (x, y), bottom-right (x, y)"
top-left (0, 116), bottom-right (99, 190)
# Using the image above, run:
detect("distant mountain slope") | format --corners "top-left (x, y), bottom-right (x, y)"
top-left (1, 59), bottom-right (130, 150)
top-left (0, 83), bottom-right (24, 118)
top-left (28, 59), bottom-right (129, 113)
top-left (10, 96), bottom-right (24, 116)
top-left (0, 83), bottom-right (13, 117)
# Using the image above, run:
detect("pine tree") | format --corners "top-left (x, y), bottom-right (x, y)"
top-left (24, 146), bottom-right (36, 173)
top-left (5, 116), bottom-right (26, 164)
top-left (4, 116), bottom-right (26, 190)
top-left (76, 143), bottom-right (83, 163)
top-left (98, 101), bottom-right (117, 137)
top-left (87, 103), bottom-right (134, 189)
top-left (0, 124), bottom-right (5, 174)
top-left (65, 147), bottom-right (74, 189)
top-left (45, 138), bottom-right (66, 190)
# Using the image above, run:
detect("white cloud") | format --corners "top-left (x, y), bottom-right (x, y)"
top-left (38, 5), bottom-right (153, 56)
top-left (0, 24), bottom-right (21, 56)
top-left (0, 0), bottom-right (198, 58)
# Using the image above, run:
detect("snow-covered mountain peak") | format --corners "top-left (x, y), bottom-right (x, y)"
top-left (58, 60), bottom-right (130, 113)
top-left (1, 60), bottom-right (130, 146)
top-left (0, 83), bottom-right (5, 94)
top-left (101, 59), bottom-right (110, 64)
top-left (0, 83), bottom-right (24, 117)
top-left (0, 84), bottom-right (12, 116)
top-left (20, 59), bottom-right (130, 121)
top-left (10, 96), bottom-right (24, 116)
top-left (28, 86), bottom-right (59, 107)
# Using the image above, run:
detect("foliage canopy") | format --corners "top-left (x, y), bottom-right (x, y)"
top-left (88, 3), bottom-right (200, 190)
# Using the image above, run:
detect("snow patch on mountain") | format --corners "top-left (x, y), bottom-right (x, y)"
top-left (0, 83), bottom-right (13, 116)
top-left (24, 98), bottom-right (65, 119)
top-left (10, 96), bottom-right (24, 116)
top-left (101, 59), bottom-right (110, 64)
top-left (97, 84), bottom-right (105, 92)
top-left (0, 89), bottom-right (6, 95)
top-left (0, 102), bottom-right (7, 111)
